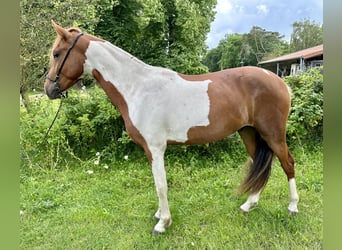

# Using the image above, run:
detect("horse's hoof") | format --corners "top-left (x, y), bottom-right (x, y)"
top-left (152, 229), bottom-right (164, 236)
top-left (288, 205), bottom-right (299, 214)
top-left (240, 202), bottom-right (257, 213)
top-left (288, 209), bottom-right (299, 215)
top-left (239, 207), bottom-right (249, 213)
top-left (239, 203), bottom-right (249, 213)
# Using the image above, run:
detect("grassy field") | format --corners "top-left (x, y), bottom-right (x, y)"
top-left (20, 142), bottom-right (322, 249)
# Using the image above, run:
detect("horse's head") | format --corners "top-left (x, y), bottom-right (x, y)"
top-left (45, 21), bottom-right (86, 99)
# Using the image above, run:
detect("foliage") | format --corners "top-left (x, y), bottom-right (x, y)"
top-left (284, 67), bottom-right (323, 142)
top-left (20, 87), bottom-right (139, 167)
top-left (20, 0), bottom-right (101, 93)
top-left (219, 33), bottom-right (244, 69)
top-left (60, 87), bottom-right (126, 157)
top-left (95, 0), bottom-right (216, 74)
top-left (203, 26), bottom-right (288, 71)
top-left (290, 18), bottom-right (323, 52)
top-left (203, 18), bottom-right (322, 72)
top-left (20, 94), bottom-right (70, 168)
top-left (201, 42), bottom-right (224, 72)
top-left (245, 26), bottom-right (289, 64)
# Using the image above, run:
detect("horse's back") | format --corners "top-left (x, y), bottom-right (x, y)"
top-left (182, 66), bottom-right (290, 103)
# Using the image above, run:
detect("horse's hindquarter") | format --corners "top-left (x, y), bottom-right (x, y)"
top-left (182, 67), bottom-right (291, 144)
top-left (238, 67), bottom-right (292, 128)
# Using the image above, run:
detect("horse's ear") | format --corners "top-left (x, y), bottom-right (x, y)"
top-left (51, 20), bottom-right (70, 40)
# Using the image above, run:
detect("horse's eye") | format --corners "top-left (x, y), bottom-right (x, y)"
top-left (53, 53), bottom-right (60, 59)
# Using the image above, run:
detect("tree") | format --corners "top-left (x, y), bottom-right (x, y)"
top-left (95, 0), bottom-right (217, 74)
top-left (243, 26), bottom-right (287, 65)
top-left (203, 26), bottom-right (287, 71)
top-left (219, 34), bottom-right (244, 69)
top-left (95, 0), bottom-right (167, 66)
top-left (165, 0), bottom-right (216, 73)
top-left (202, 44), bottom-right (223, 72)
top-left (20, 0), bottom-right (54, 108)
top-left (290, 18), bottom-right (323, 52)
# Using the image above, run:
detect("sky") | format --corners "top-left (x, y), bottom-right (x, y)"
top-left (206, 0), bottom-right (323, 49)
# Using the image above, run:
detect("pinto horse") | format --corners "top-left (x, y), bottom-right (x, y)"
top-left (45, 21), bottom-right (299, 234)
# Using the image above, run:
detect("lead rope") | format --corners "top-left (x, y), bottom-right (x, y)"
top-left (40, 97), bottom-right (64, 146)
top-left (30, 97), bottom-right (64, 160)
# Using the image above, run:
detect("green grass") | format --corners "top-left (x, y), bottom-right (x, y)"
top-left (20, 144), bottom-right (322, 249)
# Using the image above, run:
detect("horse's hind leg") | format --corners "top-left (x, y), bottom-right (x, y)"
top-left (238, 126), bottom-right (257, 158)
top-left (276, 144), bottom-right (299, 213)
top-left (238, 127), bottom-right (263, 212)
top-left (261, 134), bottom-right (299, 213)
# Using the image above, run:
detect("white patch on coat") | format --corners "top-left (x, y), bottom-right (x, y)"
top-left (84, 41), bottom-right (211, 144)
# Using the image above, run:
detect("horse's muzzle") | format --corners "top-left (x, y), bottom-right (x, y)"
top-left (45, 82), bottom-right (63, 99)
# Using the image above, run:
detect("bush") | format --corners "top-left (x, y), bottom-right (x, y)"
top-left (20, 86), bottom-right (138, 167)
top-left (60, 87), bottom-right (124, 156)
top-left (284, 67), bottom-right (323, 143)
top-left (20, 94), bottom-right (69, 167)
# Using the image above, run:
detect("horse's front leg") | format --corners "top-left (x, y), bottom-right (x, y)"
top-left (149, 144), bottom-right (172, 234)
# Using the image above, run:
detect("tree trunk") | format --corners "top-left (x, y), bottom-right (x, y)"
top-left (20, 85), bottom-right (31, 112)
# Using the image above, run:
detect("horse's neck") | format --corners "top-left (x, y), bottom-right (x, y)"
top-left (84, 41), bottom-right (167, 90)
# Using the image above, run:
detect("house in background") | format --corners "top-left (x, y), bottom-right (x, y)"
top-left (259, 44), bottom-right (323, 77)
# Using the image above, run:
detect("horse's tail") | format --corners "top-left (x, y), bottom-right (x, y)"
top-left (239, 136), bottom-right (274, 194)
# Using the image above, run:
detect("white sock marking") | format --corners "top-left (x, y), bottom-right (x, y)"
top-left (288, 178), bottom-right (299, 213)
top-left (240, 191), bottom-right (261, 212)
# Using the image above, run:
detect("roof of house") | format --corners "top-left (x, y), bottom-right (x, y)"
top-left (259, 44), bottom-right (323, 65)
